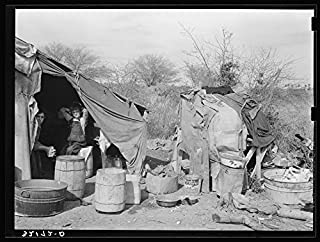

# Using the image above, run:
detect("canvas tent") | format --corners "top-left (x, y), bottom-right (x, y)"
top-left (15, 37), bottom-right (147, 181)
top-left (172, 87), bottom-right (274, 194)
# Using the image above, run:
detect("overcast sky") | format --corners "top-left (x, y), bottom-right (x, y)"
top-left (16, 9), bottom-right (314, 84)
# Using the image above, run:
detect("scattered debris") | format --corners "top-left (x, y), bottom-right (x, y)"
top-left (277, 207), bottom-right (313, 221)
top-left (147, 139), bottom-right (172, 151)
top-left (304, 221), bottom-right (313, 228)
top-left (279, 167), bottom-right (312, 183)
top-left (145, 163), bottom-right (176, 178)
top-left (180, 197), bottom-right (199, 206)
top-left (62, 222), bottom-right (72, 227)
top-left (149, 219), bottom-right (166, 224)
top-left (259, 221), bottom-right (280, 230)
top-left (248, 178), bottom-right (264, 193)
top-left (80, 199), bottom-right (92, 206)
top-left (300, 202), bottom-right (314, 213)
top-left (218, 192), bottom-right (278, 215)
top-left (211, 213), bottom-right (272, 231)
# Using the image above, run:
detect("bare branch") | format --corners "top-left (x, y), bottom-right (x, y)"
top-left (179, 22), bottom-right (213, 82)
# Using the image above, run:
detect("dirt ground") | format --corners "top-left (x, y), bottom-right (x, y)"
top-left (15, 149), bottom-right (313, 233)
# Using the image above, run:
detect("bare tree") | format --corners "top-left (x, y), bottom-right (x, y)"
top-left (43, 42), bottom-right (67, 62)
top-left (180, 23), bottom-right (214, 81)
top-left (181, 24), bottom-right (240, 87)
top-left (42, 42), bottom-right (103, 78)
top-left (242, 47), bottom-right (298, 111)
top-left (63, 46), bottom-right (100, 73)
top-left (84, 65), bottom-right (114, 80)
top-left (94, 62), bottom-right (147, 107)
top-left (129, 54), bottom-right (179, 87)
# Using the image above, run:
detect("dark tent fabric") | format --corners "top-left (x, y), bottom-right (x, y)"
top-left (64, 73), bottom-right (147, 173)
top-left (214, 93), bottom-right (275, 148)
top-left (202, 85), bottom-right (234, 95)
top-left (15, 37), bottom-right (147, 180)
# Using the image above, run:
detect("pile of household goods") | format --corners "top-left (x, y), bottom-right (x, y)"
top-left (263, 133), bottom-right (313, 170)
top-left (208, 141), bottom-right (314, 230)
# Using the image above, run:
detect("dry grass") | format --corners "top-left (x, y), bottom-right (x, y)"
top-left (268, 88), bottom-right (313, 152)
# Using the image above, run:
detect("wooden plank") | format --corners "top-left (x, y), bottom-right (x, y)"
top-left (201, 138), bottom-right (210, 193)
top-left (250, 146), bottom-right (268, 180)
top-left (177, 150), bottom-right (182, 175)
top-left (243, 147), bottom-right (257, 168)
top-left (171, 138), bottom-right (178, 173)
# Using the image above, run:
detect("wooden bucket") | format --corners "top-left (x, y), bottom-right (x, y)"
top-left (95, 168), bottom-right (126, 213)
top-left (54, 155), bottom-right (86, 200)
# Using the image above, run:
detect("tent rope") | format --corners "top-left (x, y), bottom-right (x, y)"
top-left (73, 71), bottom-right (81, 97)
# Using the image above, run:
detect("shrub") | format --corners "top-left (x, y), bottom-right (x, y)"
top-left (262, 88), bottom-right (313, 155)
top-left (109, 81), bottom-right (189, 139)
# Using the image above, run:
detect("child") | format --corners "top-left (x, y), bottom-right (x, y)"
top-left (60, 102), bottom-right (88, 155)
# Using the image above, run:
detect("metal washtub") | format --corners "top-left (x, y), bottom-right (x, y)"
top-left (15, 179), bottom-right (68, 217)
top-left (263, 169), bottom-right (313, 205)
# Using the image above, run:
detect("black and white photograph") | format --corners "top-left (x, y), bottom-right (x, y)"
top-left (6, 5), bottom-right (316, 237)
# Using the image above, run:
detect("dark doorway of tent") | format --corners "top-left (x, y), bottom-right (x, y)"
top-left (33, 73), bottom-right (121, 179)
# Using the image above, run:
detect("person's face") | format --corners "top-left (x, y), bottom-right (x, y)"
top-left (36, 112), bottom-right (45, 125)
top-left (72, 109), bottom-right (81, 119)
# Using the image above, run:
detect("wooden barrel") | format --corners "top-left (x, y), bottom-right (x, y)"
top-left (95, 168), bottom-right (126, 213)
top-left (54, 155), bottom-right (86, 200)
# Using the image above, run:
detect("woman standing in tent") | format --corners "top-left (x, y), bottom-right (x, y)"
top-left (60, 102), bottom-right (88, 155)
top-left (31, 109), bottom-right (56, 178)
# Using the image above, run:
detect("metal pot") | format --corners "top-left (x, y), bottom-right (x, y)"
top-left (155, 195), bottom-right (179, 207)
top-left (15, 179), bottom-right (68, 217)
